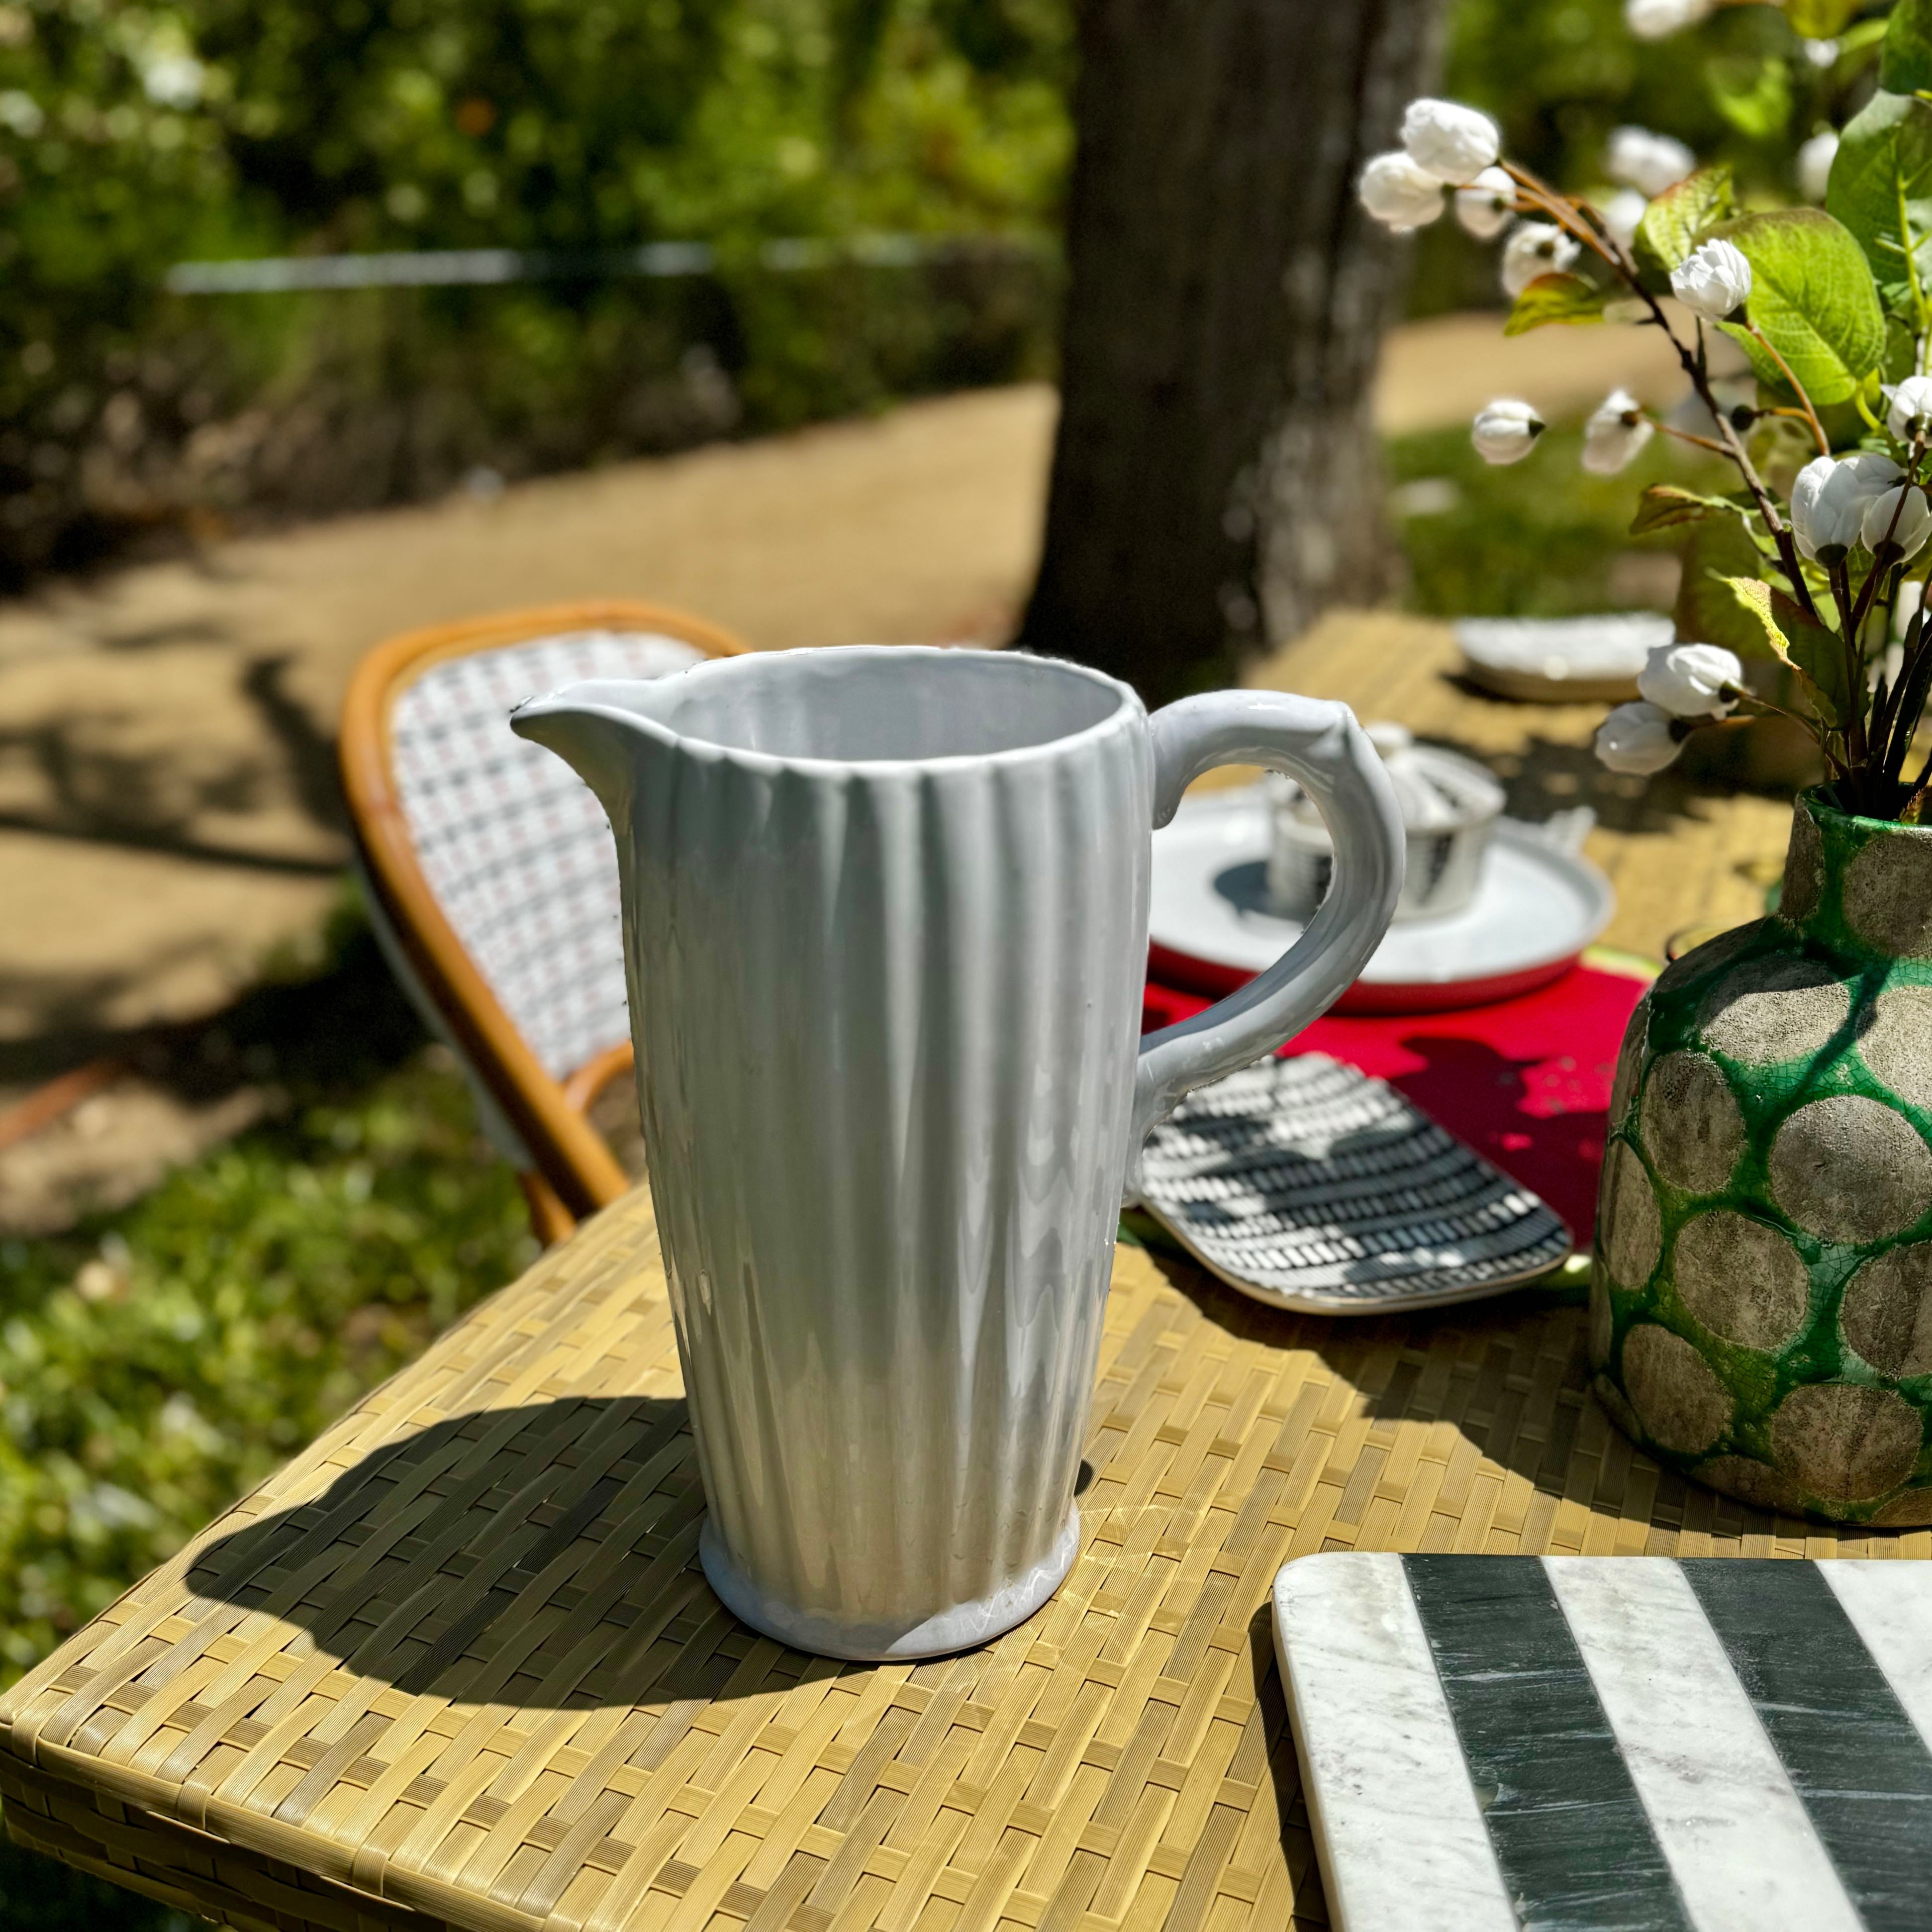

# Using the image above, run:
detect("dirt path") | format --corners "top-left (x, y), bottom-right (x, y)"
top-left (0, 308), bottom-right (1686, 1065)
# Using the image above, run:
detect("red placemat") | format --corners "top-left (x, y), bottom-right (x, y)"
top-left (1142, 956), bottom-right (1652, 1245)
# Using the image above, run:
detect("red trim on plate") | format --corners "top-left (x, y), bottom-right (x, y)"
top-left (1145, 941), bottom-right (1581, 1015)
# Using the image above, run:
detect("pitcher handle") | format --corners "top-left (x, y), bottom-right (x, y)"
top-left (1126, 690), bottom-right (1406, 1200)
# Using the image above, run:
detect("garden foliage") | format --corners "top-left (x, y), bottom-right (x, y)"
top-left (0, 0), bottom-right (1886, 581)
top-left (0, 914), bottom-right (534, 1928)
top-left (1370, 0), bottom-right (1932, 813)
top-left (0, 0), bottom-right (1070, 578)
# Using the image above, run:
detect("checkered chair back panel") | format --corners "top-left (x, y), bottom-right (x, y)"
top-left (387, 630), bottom-right (705, 1081)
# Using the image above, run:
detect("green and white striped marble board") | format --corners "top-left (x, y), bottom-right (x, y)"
top-left (1272, 1553), bottom-right (1932, 1931)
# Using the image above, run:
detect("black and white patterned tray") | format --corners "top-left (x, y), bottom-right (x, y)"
top-left (1274, 1552), bottom-right (1932, 1931)
top-left (1136, 1054), bottom-right (1572, 1315)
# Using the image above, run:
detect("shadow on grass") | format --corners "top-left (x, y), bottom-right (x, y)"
top-left (0, 897), bottom-right (426, 1101)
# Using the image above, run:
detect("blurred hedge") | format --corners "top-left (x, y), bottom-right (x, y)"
top-left (0, 0), bottom-right (1856, 578)
top-left (30, 247), bottom-right (1057, 566)
top-left (0, 0), bottom-right (1069, 580)
top-left (1413, 0), bottom-right (1878, 313)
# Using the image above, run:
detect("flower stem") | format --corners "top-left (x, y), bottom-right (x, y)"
top-left (1493, 161), bottom-right (1822, 625)
top-left (1843, 440), bottom-right (1925, 692)
top-left (1652, 420), bottom-right (1731, 457)
top-left (1896, 174), bottom-right (1932, 376)
top-left (1827, 558), bottom-right (1872, 777)
top-left (1500, 164), bottom-right (1630, 276)
top-left (1609, 269), bottom-right (1820, 620)
top-left (1745, 325), bottom-right (1830, 455)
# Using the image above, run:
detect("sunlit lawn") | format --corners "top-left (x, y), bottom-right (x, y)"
top-left (1390, 415), bottom-right (1730, 619)
top-left (0, 916), bottom-right (536, 1931)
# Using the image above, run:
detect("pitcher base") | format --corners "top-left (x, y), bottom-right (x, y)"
top-left (698, 1510), bottom-right (1081, 1661)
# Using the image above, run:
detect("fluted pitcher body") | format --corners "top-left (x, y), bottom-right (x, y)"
top-left (514, 647), bottom-right (1402, 1657)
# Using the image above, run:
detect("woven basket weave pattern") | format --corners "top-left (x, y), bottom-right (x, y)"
top-left (389, 632), bottom-right (704, 1082)
top-left (2, 1193), bottom-right (1915, 1932)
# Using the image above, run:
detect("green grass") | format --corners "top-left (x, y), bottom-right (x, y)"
top-left (0, 908), bottom-right (536, 1930)
top-left (0, 1060), bottom-right (533, 1672)
top-left (1388, 417), bottom-right (1734, 620)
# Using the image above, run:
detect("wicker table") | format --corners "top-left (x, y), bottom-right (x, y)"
top-left (0, 617), bottom-right (1894, 1931)
top-left (2, 1183), bottom-right (1920, 1932)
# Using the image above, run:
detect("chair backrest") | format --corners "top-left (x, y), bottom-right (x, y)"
top-left (389, 629), bottom-right (703, 1082)
top-left (341, 600), bottom-right (748, 1220)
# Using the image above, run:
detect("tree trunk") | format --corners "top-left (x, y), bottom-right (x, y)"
top-left (1018, 0), bottom-right (1448, 705)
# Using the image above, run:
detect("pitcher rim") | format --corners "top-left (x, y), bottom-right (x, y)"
top-left (547, 644), bottom-right (1149, 778)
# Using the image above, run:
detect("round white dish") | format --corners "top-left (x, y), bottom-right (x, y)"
top-left (1453, 612), bottom-right (1670, 703)
top-left (1150, 784), bottom-right (1615, 1012)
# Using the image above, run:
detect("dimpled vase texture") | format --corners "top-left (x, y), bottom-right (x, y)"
top-left (1592, 790), bottom-right (1932, 1525)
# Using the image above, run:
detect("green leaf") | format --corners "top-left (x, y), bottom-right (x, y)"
top-left (1826, 89), bottom-right (1932, 306)
top-left (1676, 518), bottom-right (1779, 658)
top-left (1503, 272), bottom-right (1606, 336)
top-left (1786, 629), bottom-right (1855, 727)
top-left (1635, 165), bottom-right (1735, 287)
top-left (1838, 17), bottom-right (1893, 70)
top-left (1629, 484), bottom-right (1748, 536)
top-left (1882, 0), bottom-right (1932, 96)
top-left (1722, 574), bottom-right (1785, 654)
top-left (1723, 575), bottom-right (1850, 723)
top-left (1787, 0), bottom-right (1860, 38)
top-left (1710, 208), bottom-right (1886, 407)
top-left (1707, 53), bottom-right (1793, 141)
top-left (1883, 314), bottom-right (1922, 387)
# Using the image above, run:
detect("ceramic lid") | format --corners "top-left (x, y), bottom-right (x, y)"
top-left (1276, 723), bottom-right (1504, 834)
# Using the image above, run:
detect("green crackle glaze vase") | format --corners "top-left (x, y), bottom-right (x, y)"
top-left (1592, 788), bottom-right (1932, 1526)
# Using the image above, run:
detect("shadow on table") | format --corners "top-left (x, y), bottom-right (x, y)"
top-left (186, 1254), bottom-right (1606, 1721)
top-left (185, 1394), bottom-right (761, 1709)
top-left (1423, 718), bottom-right (1738, 833)
top-left (1142, 1238), bottom-right (1611, 1515)
top-left (1242, 1597), bottom-right (1321, 1898)
top-left (1383, 1031), bottom-right (1609, 1244)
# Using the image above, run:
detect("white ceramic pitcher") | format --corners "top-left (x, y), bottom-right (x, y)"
top-left (512, 647), bottom-right (1402, 1659)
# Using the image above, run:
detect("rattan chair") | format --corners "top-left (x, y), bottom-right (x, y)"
top-left (339, 598), bottom-right (748, 1243)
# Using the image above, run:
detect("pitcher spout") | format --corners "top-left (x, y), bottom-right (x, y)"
top-left (510, 679), bottom-right (670, 813)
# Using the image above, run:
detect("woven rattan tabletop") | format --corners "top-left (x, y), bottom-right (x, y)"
top-left (0, 618), bottom-right (1883, 1930)
top-left (3, 1183), bottom-right (1921, 1932)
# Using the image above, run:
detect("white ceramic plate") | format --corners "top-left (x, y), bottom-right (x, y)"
top-left (1149, 784), bottom-right (1614, 1013)
top-left (1453, 612), bottom-right (1670, 703)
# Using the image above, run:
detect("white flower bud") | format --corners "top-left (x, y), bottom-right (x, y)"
top-left (1582, 388), bottom-right (1654, 476)
top-left (1624, 0), bottom-right (1716, 38)
top-left (1500, 221), bottom-right (1581, 298)
top-left (1863, 484), bottom-right (1932, 561)
top-left (1887, 376), bottom-right (1932, 443)
top-left (1601, 188), bottom-right (1648, 248)
top-left (1359, 151), bottom-right (1445, 232)
top-left (1797, 130), bottom-right (1838, 203)
top-left (1638, 642), bottom-right (1744, 718)
top-left (1471, 397), bottom-right (1546, 466)
top-left (1454, 166), bottom-right (1516, 241)
top-left (1596, 701), bottom-right (1685, 775)
top-left (1802, 36), bottom-right (1840, 68)
top-left (1605, 125), bottom-right (1696, 199)
top-left (1670, 238), bottom-right (1752, 319)
top-left (1790, 451), bottom-right (1901, 560)
top-left (1401, 98), bottom-right (1502, 186)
